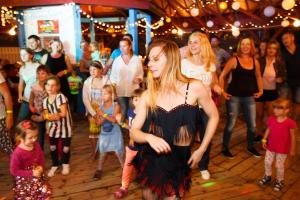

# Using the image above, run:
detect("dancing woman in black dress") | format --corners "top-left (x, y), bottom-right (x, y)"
top-left (130, 39), bottom-right (219, 199)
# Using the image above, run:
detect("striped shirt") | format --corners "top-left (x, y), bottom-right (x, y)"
top-left (43, 93), bottom-right (72, 138)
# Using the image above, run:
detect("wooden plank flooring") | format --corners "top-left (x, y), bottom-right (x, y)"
top-left (1, 115), bottom-right (300, 200)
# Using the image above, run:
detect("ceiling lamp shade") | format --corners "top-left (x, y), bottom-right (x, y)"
top-left (206, 20), bottom-right (214, 27)
top-left (219, 2), bottom-right (228, 10)
top-left (293, 19), bottom-right (300, 27)
top-left (233, 20), bottom-right (241, 27)
top-left (231, 2), bottom-right (241, 10)
top-left (281, 19), bottom-right (290, 27)
top-left (263, 6), bottom-right (276, 17)
top-left (182, 21), bottom-right (189, 28)
top-left (282, 0), bottom-right (295, 10)
top-left (190, 7), bottom-right (199, 17)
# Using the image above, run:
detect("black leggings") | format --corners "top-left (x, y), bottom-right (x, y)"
top-left (49, 137), bottom-right (71, 166)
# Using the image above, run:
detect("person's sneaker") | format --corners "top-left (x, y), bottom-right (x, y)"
top-left (200, 170), bottom-right (210, 180)
top-left (273, 180), bottom-right (284, 191)
top-left (221, 149), bottom-right (235, 159)
top-left (114, 187), bottom-right (128, 199)
top-left (247, 148), bottom-right (262, 158)
top-left (258, 175), bottom-right (272, 185)
top-left (61, 164), bottom-right (70, 175)
top-left (47, 166), bottom-right (58, 177)
top-left (93, 170), bottom-right (102, 180)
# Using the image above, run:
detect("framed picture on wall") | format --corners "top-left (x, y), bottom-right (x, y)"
top-left (38, 20), bottom-right (59, 34)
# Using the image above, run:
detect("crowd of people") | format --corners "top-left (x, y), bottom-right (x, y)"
top-left (0, 29), bottom-right (298, 199)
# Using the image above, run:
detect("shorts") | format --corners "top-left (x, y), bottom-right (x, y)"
top-left (255, 89), bottom-right (278, 102)
top-left (278, 83), bottom-right (300, 104)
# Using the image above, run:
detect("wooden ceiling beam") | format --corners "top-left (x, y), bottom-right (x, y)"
top-left (238, 8), bottom-right (265, 22)
top-left (0, 0), bottom-right (150, 9)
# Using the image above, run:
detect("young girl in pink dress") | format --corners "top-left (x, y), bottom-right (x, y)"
top-left (259, 98), bottom-right (297, 191)
top-left (10, 120), bottom-right (51, 199)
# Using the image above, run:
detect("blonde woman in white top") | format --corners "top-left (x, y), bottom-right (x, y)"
top-left (110, 38), bottom-right (143, 122)
top-left (181, 32), bottom-right (221, 180)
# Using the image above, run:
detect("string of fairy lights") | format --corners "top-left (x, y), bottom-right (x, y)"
top-left (1, 0), bottom-right (300, 37)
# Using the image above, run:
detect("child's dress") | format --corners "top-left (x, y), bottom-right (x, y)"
top-left (10, 142), bottom-right (51, 199)
top-left (98, 102), bottom-right (124, 155)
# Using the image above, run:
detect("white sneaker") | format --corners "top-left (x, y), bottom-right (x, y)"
top-left (47, 166), bottom-right (58, 177)
top-left (200, 170), bottom-right (210, 180)
top-left (62, 164), bottom-right (70, 175)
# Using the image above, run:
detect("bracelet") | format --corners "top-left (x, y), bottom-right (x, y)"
top-left (6, 110), bottom-right (13, 114)
top-left (261, 139), bottom-right (267, 143)
top-left (44, 113), bottom-right (49, 120)
top-left (64, 70), bottom-right (68, 75)
top-left (120, 122), bottom-right (127, 128)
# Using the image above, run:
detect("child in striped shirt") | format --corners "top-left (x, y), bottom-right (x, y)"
top-left (43, 76), bottom-right (72, 177)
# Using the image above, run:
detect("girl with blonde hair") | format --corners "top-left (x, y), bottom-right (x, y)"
top-left (131, 39), bottom-right (219, 199)
top-left (181, 32), bottom-right (221, 180)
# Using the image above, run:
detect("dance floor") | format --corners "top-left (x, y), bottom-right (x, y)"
top-left (1, 115), bottom-right (299, 200)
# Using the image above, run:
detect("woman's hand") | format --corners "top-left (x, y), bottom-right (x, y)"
top-left (18, 96), bottom-right (23, 103)
top-left (146, 134), bottom-right (171, 154)
top-left (32, 166), bottom-right (43, 177)
top-left (254, 91), bottom-right (263, 98)
top-left (57, 70), bottom-right (66, 77)
top-left (222, 91), bottom-right (232, 100)
top-left (188, 149), bottom-right (204, 168)
top-left (262, 142), bottom-right (267, 149)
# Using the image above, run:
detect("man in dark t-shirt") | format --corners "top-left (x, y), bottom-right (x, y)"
top-left (27, 35), bottom-right (48, 63)
top-left (281, 30), bottom-right (300, 117)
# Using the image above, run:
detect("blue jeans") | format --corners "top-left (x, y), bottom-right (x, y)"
top-left (197, 108), bottom-right (211, 171)
top-left (222, 96), bottom-right (256, 150)
top-left (117, 97), bottom-right (130, 122)
top-left (17, 101), bottom-right (30, 123)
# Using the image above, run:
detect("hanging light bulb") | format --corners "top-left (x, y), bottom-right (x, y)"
top-left (233, 20), bottom-right (241, 27)
top-left (264, 6), bottom-right (276, 17)
top-left (206, 20), bottom-right (214, 28)
top-left (231, 2), bottom-right (240, 10)
top-left (182, 21), bottom-right (189, 28)
top-left (190, 7), bottom-right (199, 17)
top-left (177, 29), bottom-right (184, 36)
top-left (281, 19), bottom-right (290, 27)
top-left (282, 0), bottom-right (295, 10)
top-left (219, 2), bottom-right (228, 10)
top-left (166, 17), bottom-right (171, 23)
top-left (171, 28), bottom-right (178, 34)
top-left (293, 19), bottom-right (300, 27)
top-left (231, 25), bottom-right (240, 37)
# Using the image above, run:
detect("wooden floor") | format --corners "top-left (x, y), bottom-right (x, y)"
top-left (1, 115), bottom-right (300, 200)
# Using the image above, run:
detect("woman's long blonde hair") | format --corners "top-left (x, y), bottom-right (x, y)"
top-left (186, 32), bottom-right (216, 71)
top-left (146, 39), bottom-right (189, 111)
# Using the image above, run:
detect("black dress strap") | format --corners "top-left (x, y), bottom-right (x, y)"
top-left (185, 82), bottom-right (190, 104)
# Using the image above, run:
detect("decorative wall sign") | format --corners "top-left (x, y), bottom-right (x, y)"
top-left (38, 20), bottom-right (59, 34)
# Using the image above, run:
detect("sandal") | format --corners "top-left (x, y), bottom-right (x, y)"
top-left (114, 188), bottom-right (128, 199)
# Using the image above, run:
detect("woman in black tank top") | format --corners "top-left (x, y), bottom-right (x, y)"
top-left (42, 39), bottom-right (72, 100)
top-left (131, 40), bottom-right (219, 199)
top-left (219, 37), bottom-right (263, 158)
